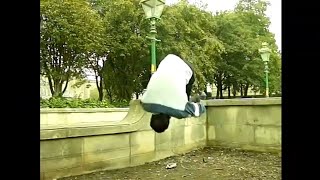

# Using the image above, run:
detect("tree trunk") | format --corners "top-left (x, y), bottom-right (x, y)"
top-left (218, 84), bottom-right (223, 99)
top-left (95, 76), bottom-right (101, 101)
top-left (240, 84), bottom-right (243, 97)
top-left (47, 76), bottom-right (55, 97)
top-left (244, 83), bottom-right (249, 97)
top-left (62, 79), bottom-right (69, 95)
top-left (106, 88), bottom-right (113, 102)
top-left (216, 87), bottom-right (219, 99)
top-left (232, 84), bottom-right (237, 97)
top-left (52, 79), bottom-right (64, 97)
top-left (204, 85), bottom-right (208, 95)
top-left (94, 66), bottom-right (104, 101)
top-left (228, 86), bottom-right (231, 98)
top-left (98, 77), bottom-right (104, 101)
top-left (215, 73), bottom-right (224, 99)
top-left (135, 92), bottom-right (139, 99)
top-left (98, 88), bottom-right (103, 101)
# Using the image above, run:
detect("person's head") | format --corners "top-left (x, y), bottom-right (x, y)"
top-left (150, 113), bottom-right (171, 133)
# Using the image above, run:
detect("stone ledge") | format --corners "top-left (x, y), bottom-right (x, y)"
top-left (40, 100), bottom-right (146, 140)
top-left (203, 97), bottom-right (281, 106)
top-left (40, 108), bottom-right (129, 113)
top-left (40, 116), bottom-right (148, 140)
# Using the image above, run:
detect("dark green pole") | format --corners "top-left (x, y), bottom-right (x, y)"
top-left (148, 18), bottom-right (158, 74)
top-left (264, 62), bottom-right (269, 97)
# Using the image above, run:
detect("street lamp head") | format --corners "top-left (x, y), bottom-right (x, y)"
top-left (259, 42), bottom-right (271, 62)
top-left (140, 0), bottom-right (165, 19)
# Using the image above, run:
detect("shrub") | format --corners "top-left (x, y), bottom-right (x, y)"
top-left (40, 98), bottom-right (129, 108)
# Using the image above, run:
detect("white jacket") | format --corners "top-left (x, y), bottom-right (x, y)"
top-left (141, 54), bottom-right (193, 111)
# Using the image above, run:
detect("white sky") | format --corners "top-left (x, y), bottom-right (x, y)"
top-left (166, 0), bottom-right (281, 51)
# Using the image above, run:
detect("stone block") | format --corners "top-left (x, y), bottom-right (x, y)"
top-left (171, 126), bottom-right (185, 148)
top-left (42, 166), bottom-right (83, 180)
top-left (130, 131), bottom-right (155, 155)
top-left (155, 129), bottom-right (172, 145)
top-left (214, 124), bottom-right (255, 144)
top-left (130, 151), bottom-right (156, 166)
top-left (83, 134), bottom-right (129, 153)
top-left (184, 125), bottom-right (206, 145)
top-left (41, 156), bottom-right (82, 172)
top-left (40, 138), bottom-right (83, 159)
top-left (83, 156), bottom-right (130, 172)
top-left (255, 126), bottom-right (281, 145)
top-left (207, 125), bottom-right (216, 141)
top-left (83, 147), bottom-right (130, 164)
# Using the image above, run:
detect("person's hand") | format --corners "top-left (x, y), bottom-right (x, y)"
top-left (190, 94), bottom-right (200, 103)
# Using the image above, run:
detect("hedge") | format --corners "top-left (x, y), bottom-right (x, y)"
top-left (40, 98), bottom-right (130, 108)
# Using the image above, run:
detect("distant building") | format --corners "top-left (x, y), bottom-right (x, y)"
top-left (40, 75), bottom-right (96, 99)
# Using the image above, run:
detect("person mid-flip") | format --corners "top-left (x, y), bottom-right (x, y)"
top-left (141, 54), bottom-right (206, 133)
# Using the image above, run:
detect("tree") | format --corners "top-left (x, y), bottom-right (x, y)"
top-left (212, 11), bottom-right (250, 98)
top-left (87, 51), bottom-right (110, 101)
top-left (210, 0), bottom-right (281, 98)
top-left (86, 0), bottom-right (111, 101)
top-left (40, 0), bottom-right (104, 97)
top-left (99, 0), bottom-right (150, 102)
top-left (155, 1), bottom-right (224, 94)
top-left (235, 0), bottom-right (281, 96)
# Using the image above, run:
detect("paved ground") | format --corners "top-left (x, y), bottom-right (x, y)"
top-left (59, 147), bottom-right (281, 180)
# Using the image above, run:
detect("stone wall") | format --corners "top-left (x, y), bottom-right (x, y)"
top-left (205, 98), bottom-right (281, 152)
top-left (40, 108), bottom-right (129, 128)
top-left (40, 100), bottom-right (207, 180)
top-left (40, 98), bottom-right (281, 180)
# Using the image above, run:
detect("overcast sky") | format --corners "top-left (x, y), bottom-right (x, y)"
top-left (166, 0), bottom-right (281, 51)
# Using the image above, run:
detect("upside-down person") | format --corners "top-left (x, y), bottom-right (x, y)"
top-left (141, 53), bottom-right (206, 133)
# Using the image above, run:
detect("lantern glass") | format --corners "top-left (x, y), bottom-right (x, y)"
top-left (259, 42), bottom-right (271, 62)
top-left (141, 0), bottom-right (165, 19)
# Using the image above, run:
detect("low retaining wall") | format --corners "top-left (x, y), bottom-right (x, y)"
top-left (40, 98), bottom-right (281, 180)
top-left (40, 100), bottom-right (207, 180)
top-left (40, 108), bottom-right (129, 128)
top-left (205, 98), bottom-right (281, 152)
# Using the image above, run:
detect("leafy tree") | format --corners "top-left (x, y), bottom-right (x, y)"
top-left (156, 1), bottom-right (224, 94)
top-left (210, 0), bottom-right (281, 98)
top-left (99, 0), bottom-right (150, 102)
top-left (86, 0), bottom-right (112, 101)
top-left (40, 0), bottom-right (105, 97)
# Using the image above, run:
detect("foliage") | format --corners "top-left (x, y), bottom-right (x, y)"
top-left (88, 0), bottom-right (151, 102)
top-left (40, 0), bottom-right (105, 97)
top-left (40, 0), bottom-right (281, 101)
top-left (210, 0), bottom-right (281, 98)
top-left (155, 1), bottom-right (225, 93)
top-left (40, 98), bottom-right (129, 108)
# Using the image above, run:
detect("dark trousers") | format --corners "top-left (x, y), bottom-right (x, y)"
top-left (186, 64), bottom-right (195, 101)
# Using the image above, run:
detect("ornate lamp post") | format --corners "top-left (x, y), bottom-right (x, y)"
top-left (259, 42), bottom-right (271, 97)
top-left (140, 0), bottom-right (165, 74)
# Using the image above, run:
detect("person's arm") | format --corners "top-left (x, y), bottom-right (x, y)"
top-left (185, 60), bottom-right (195, 101)
top-left (186, 73), bottom-right (195, 101)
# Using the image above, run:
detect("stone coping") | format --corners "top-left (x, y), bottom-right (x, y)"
top-left (40, 98), bottom-right (281, 140)
top-left (40, 100), bottom-right (145, 140)
top-left (203, 97), bottom-right (281, 106)
top-left (40, 108), bottom-right (129, 113)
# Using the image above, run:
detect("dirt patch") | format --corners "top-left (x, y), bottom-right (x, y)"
top-left (59, 147), bottom-right (281, 180)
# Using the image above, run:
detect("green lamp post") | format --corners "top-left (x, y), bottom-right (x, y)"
top-left (140, 0), bottom-right (165, 74)
top-left (259, 42), bottom-right (271, 97)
